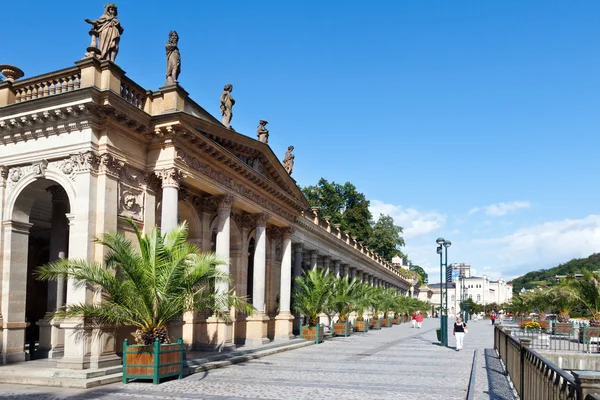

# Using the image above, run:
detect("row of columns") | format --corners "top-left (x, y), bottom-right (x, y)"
top-left (291, 245), bottom-right (400, 290)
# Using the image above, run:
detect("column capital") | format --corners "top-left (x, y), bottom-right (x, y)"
top-left (0, 165), bottom-right (8, 188)
top-left (293, 242), bottom-right (303, 252)
top-left (2, 220), bottom-right (33, 234)
top-left (309, 250), bottom-right (318, 260)
top-left (333, 259), bottom-right (341, 266)
top-left (217, 194), bottom-right (235, 211)
top-left (282, 227), bottom-right (294, 240)
top-left (254, 212), bottom-right (269, 227)
top-left (156, 167), bottom-right (184, 189)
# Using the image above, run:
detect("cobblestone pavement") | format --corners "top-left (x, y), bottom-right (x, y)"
top-left (0, 318), bottom-right (515, 400)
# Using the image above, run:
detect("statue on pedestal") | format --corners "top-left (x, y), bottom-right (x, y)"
top-left (282, 146), bottom-right (295, 175)
top-left (257, 120), bottom-right (269, 144)
top-left (220, 84), bottom-right (235, 129)
top-left (165, 31), bottom-right (181, 85)
top-left (85, 3), bottom-right (124, 62)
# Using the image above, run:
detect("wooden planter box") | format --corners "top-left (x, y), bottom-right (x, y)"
top-left (579, 327), bottom-right (600, 344)
top-left (354, 320), bottom-right (368, 333)
top-left (300, 324), bottom-right (324, 344)
top-left (333, 322), bottom-right (352, 337)
top-left (553, 322), bottom-right (573, 336)
top-left (381, 318), bottom-right (392, 327)
top-left (369, 318), bottom-right (382, 330)
top-left (391, 318), bottom-right (399, 325)
top-left (122, 338), bottom-right (184, 384)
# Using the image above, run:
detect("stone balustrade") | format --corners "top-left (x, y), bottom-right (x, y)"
top-left (120, 76), bottom-right (147, 109)
top-left (10, 67), bottom-right (81, 104)
top-left (305, 211), bottom-right (417, 284)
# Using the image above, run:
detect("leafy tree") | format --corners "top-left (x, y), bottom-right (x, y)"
top-left (410, 264), bottom-right (428, 285)
top-left (365, 214), bottom-right (405, 262)
top-left (509, 253), bottom-right (600, 293)
top-left (548, 284), bottom-right (580, 322)
top-left (301, 179), bottom-right (373, 242)
top-left (36, 220), bottom-right (252, 345)
top-left (569, 270), bottom-right (600, 327)
top-left (464, 298), bottom-right (483, 315)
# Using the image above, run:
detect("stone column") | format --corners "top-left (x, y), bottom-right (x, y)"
top-left (409, 286), bottom-right (415, 298)
top-left (37, 187), bottom-right (70, 359)
top-left (206, 195), bottom-right (234, 351)
top-left (323, 256), bottom-right (331, 275)
top-left (368, 275), bottom-right (374, 286)
top-left (1, 221), bottom-right (32, 363)
top-left (292, 243), bottom-right (303, 334)
top-left (246, 213), bottom-right (270, 346)
top-left (351, 267), bottom-right (357, 280)
top-left (275, 228), bottom-right (294, 340)
top-left (157, 168), bottom-right (183, 233)
top-left (310, 250), bottom-right (318, 271)
top-left (334, 260), bottom-right (341, 278)
top-left (343, 264), bottom-right (350, 278)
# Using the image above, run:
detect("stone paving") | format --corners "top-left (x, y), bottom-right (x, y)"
top-left (0, 318), bottom-right (515, 399)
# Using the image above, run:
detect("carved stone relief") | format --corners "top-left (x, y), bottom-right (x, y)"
top-left (118, 182), bottom-right (144, 221)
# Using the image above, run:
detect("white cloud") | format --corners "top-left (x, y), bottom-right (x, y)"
top-left (403, 214), bottom-right (600, 283)
top-left (469, 201), bottom-right (531, 217)
top-left (370, 200), bottom-right (447, 239)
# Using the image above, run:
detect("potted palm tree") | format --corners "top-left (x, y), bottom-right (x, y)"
top-left (293, 269), bottom-right (331, 344)
top-left (353, 282), bottom-right (373, 333)
top-left (36, 220), bottom-right (252, 384)
top-left (549, 284), bottom-right (579, 335)
top-left (522, 288), bottom-right (551, 324)
top-left (369, 287), bottom-right (384, 330)
top-left (569, 270), bottom-right (600, 343)
top-left (331, 276), bottom-right (360, 337)
top-left (379, 289), bottom-right (397, 327)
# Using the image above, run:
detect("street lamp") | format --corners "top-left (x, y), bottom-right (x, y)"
top-left (436, 237), bottom-right (451, 347)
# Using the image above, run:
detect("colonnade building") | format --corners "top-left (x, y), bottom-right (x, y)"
top-left (0, 59), bottom-right (417, 369)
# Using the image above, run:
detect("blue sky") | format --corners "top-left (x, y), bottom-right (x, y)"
top-left (3, 1), bottom-right (600, 282)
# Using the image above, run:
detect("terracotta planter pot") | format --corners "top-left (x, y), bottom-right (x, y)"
top-left (333, 322), bottom-right (352, 337)
top-left (122, 338), bottom-right (184, 384)
top-left (354, 320), bottom-right (368, 332)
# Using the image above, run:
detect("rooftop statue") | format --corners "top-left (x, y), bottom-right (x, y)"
top-left (282, 146), bottom-right (294, 175)
top-left (220, 84), bottom-right (235, 129)
top-left (165, 31), bottom-right (181, 85)
top-left (85, 3), bottom-right (124, 62)
top-left (257, 120), bottom-right (269, 144)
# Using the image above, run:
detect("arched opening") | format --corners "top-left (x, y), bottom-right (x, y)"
top-left (246, 237), bottom-right (255, 305)
top-left (5, 178), bottom-right (71, 362)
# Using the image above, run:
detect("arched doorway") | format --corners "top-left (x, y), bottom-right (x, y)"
top-left (3, 178), bottom-right (71, 362)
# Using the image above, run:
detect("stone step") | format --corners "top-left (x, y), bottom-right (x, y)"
top-left (0, 365), bottom-right (121, 379)
top-left (0, 372), bottom-right (122, 389)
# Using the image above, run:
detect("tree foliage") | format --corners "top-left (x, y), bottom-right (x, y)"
top-left (366, 214), bottom-right (405, 262)
top-left (36, 220), bottom-right (253, 344)
top-left (509, 253), bottom-right (600, 293)
top-left (410, 264), bottom-right (428, 285)
top-left (302, 178), bottom-right (373, 242)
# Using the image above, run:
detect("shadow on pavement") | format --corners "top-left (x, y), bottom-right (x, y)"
top-left (484, 348), bottom-right (516, 400)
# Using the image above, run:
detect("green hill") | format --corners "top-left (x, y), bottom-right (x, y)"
top-left (509, 253), bottom-right (600, 293)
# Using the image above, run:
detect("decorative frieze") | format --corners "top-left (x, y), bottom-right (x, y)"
top-left (176, 150), bottom-right (297, 223)
top-left (99, 153), bottom-right (125, 178)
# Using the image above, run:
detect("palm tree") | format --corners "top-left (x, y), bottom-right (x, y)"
top-left (353, 282), bottom-right (375, 321)
top-left (522, 288), bottom-right (551, 321)
top-left (293, 269), bottom-right (332, 326)
top-left (569, 270), bottom-right (600, 327)
top-left (331, 276), bottom-right (361, 323)
top-left (378, 288), bottom-right (399, 320)
top-left (36, 220), bottom-right (253, 345)
top-left (506, 295), bottom-right (531, 319)
top-left (548, 284), bottom-right (580, 323)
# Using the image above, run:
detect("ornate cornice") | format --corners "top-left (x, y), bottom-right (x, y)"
top-left (176, 149), bottom-right (297, 223)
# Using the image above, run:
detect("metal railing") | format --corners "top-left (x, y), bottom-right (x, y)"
top-left (500, 320), bottom-right (600, 353)
top-left (495, 326), bottom-right (581, 399)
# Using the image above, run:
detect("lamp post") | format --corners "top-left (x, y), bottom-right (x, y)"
top-left (436, 237), bottom-right (451, 347)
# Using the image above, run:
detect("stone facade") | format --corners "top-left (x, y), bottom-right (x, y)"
top-left (0, 58), bottom-right (416, 369)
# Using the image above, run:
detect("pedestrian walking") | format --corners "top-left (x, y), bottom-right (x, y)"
top-left (416, 312), bottom-right (423, 329)
top-left (490, 311), bottom-right (497, 325)
top-left (453, 316), bottom-right (468, 351)
top-left (411, 313), bottom-right (417, 328)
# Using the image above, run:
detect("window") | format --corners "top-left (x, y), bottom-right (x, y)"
top-left (469, 294), bottom-right (472, 299)
top-left (477, 294), bottom-right (481, 301)
top-left (451, 295), bottom-right (455, 301)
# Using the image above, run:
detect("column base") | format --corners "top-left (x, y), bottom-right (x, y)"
top-left (2, 322), bottom-right (28, 364)
top-left (57, 356), bottom-right (91, 370)
top-left (245, 314), bottom-right (270, 346)
top-left (90, 353), bottom-right (121, 369)
top-left (205, 315), bottom-right (234, 352)
top-left (274, 312), bottom-right (295, 341)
